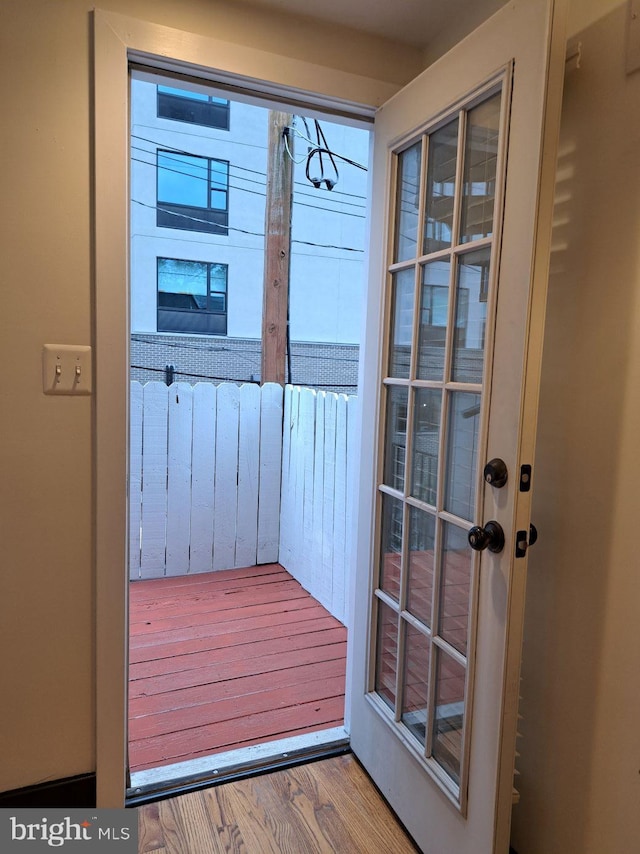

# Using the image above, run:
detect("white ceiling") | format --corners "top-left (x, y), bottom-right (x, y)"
top-left (243, 0), bottom-right (510, 49)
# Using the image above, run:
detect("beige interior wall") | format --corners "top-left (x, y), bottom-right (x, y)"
top-left (3, 0), bottom-right (639, 846)
top-left (511, 2), bottom-right (640, 851)
top-left (0, 0), bottom-right (422, 794)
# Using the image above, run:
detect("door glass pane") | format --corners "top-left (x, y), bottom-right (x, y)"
top-left (459, 92), bottom-right (501, 243)
top-left (417, 260), bottom-right (450, 380)
top-left (452, 248), bottom-right (490, 383)
top-left (432, 649), bottom-right (466, 785)
top-left (444, 392), bottom-right (480, 521)
top-left (388, 269), bottom-right (414, 378)
top-left (407, 506), bottom-right (436, 627)
top-left (383, 386), bottom-right (409, 491)
top-left (394, 142), bottom-right (422, 263)
top-left (439, 522), bottom-right (472, 655)
top-left (379, 493), bottom-right (403, 602)
top-left (401, 622), bottom-right (430, 745)
top-left (375, 599), bottom-right (399, 710)
top-left (423, 119), bottom-right (459, 255)
top-left (410, 388), bottom-right (441, 506)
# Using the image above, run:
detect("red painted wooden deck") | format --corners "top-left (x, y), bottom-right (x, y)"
top-left (128, 564), bottom-right (347, 773)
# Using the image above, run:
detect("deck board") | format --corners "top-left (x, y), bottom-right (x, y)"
top-left (129, 564), bottom-right (347, 773)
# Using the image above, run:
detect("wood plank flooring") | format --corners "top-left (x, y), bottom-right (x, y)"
top-left (129, 565), bottom-right (347, 772)
top-left (138, 753), bottom-right (419, 853)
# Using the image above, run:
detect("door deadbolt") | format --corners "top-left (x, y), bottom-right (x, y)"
top-left (468, 520), bottom-right (505, 554)
top-left (483, 458), bottom-right (508, 488)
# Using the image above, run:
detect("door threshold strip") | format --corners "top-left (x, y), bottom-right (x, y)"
top-left (126, 726), bottom-right (350, 806)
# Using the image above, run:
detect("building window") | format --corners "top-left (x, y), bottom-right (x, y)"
top-left (157, 151), bottom-right (229, 235)
top-left (157, 258), bottom-right (228, 335)
top-left (157, 85), bottom-right (230, 130)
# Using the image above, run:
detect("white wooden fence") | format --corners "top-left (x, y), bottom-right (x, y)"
top-left (129, 381), bottom-right (357, 624)
top-left (279, 386), bottom-right (357, 625)
top-left (129, 381), bottom-right (283, 580)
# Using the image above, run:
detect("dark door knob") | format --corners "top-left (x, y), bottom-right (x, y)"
top-left (483, 458), bottom-right (508, 488)
top-left (468, 520), bottom-right (505, 553)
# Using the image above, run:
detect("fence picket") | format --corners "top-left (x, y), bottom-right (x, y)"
top-left (235, 384), bottom-right (261, 568)
top-left (165, 384), bottom-right (193, 576)
top-left (190, 383), bottom-right (216, 574)
top-left (279, 385), bottom-right (298, 569)
top-left (321, 393), bottom-right (337, 612)
top-left (258, 383), bottom-right (283, 563)
top-left (140, 383), bottom-right (169, 578)
top-left (213, 383), bottom-right (240, 570)
top-left (312, 393), bottom-right (326, 607)
top-left (332, 394), bottom-right (349, 623)
top-left (300, 388), bottom-right (316, 591)
top-left (345, 394), bottom-right (357, 624)
top-left (129, 382), bottom-right (143, 580)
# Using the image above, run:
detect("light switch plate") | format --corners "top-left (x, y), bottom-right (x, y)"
top-left (43, 344), bottom-right (92, 395)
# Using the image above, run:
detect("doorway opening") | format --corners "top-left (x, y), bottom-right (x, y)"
top-left (126, 68), bottom-right (371, 799)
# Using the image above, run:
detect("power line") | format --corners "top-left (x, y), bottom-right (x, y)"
top-left (131, 333), bottom-right (360, 363)
top-left (130, 363), bottom-right (357, 389)
top-left (130, 363), bottom-right (256, 384)
top-left (130, 198), bottom-right (365, 252)
top-left (291, 237), bottom-right (363, 252)
top-left (131, 198), bottom-right (264, 237)
top-left (131, 148), bottom-right (368, 214)
top-left (130, 134), bottom-right (368, 202)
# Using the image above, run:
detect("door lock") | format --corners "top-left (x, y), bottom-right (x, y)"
top-left (483, 458), bottom-right (508, 488)
top-left (468, 520), bottom-right (505, 554)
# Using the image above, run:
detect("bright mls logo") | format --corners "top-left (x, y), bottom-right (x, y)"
top-left (2, 810), bottom-right (137, 851)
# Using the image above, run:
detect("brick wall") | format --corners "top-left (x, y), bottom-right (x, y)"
top-left (130, 333), bottom-right (359, 395)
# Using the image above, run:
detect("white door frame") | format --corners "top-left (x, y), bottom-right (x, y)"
top-left (93, 8), bottom-right (397, 808)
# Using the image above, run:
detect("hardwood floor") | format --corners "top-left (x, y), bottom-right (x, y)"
top-left (129, 565), bottom-right (347, 772)
top-left (138, 754), bottom-right (418, 853)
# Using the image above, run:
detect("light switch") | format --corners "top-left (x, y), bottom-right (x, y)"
top-left (43, 344), bottom-right (92, 395)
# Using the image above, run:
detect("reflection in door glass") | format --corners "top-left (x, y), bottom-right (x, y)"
top-left (417, 260), bottom-right (450, 381)
top-left (444, 392), bottom-right (480, 521)
top-left (407, 506), bottom-right (436, 627)
top-left (401, 622), bottom-right (430, 745)
top-left (423, 119), bottom-right (459, 255)
top-left (383, 386), bottom-right (409, 492)
top-left (394, 143), bottom-right (422, 263)
top-left (452, 249), bottom-right (490, 384)
top-left (388, 269), bottom-right (415, 378)
top-left (375, 599), bottom-right (399, 710)
top-left (410, 388), bottom-right (441, 506)
top-left (438, 522), bottom-right (472, 655)
top-left (379, 493), bottom-right (403, 602)
top-left (459, 93), bottom-right (501, 244)
top-left (432, 649), bottom-right (466, 785)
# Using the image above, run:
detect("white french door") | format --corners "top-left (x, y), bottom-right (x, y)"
top-left (349, 1), bottom-right (567, 852)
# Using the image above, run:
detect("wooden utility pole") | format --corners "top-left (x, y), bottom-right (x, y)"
top-left (261, 111), bottom-right (294, 385)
